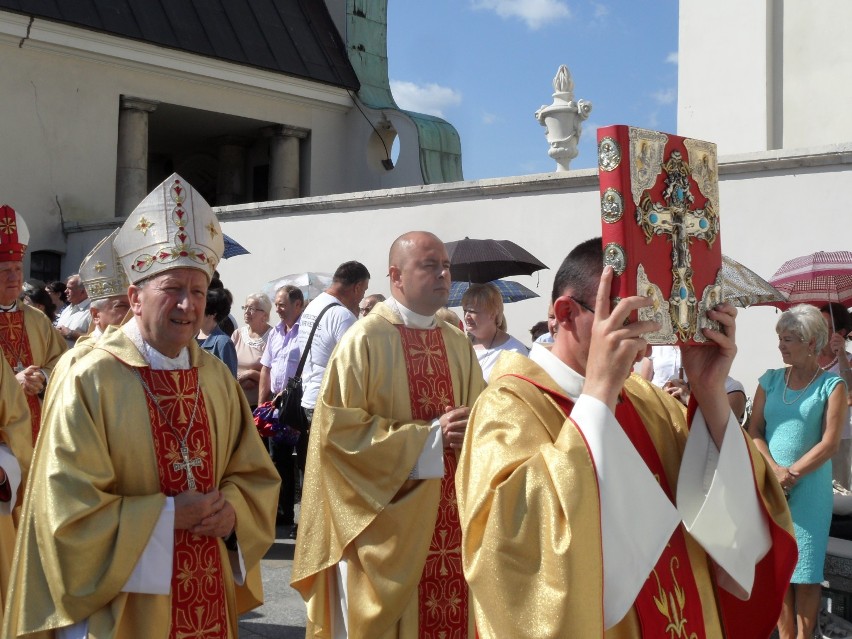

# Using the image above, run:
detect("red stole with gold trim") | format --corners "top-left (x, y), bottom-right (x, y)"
top-left (138, 367), bottom-right (228, 639)
top-left (395, 325), bottom-right (468, 638)
top-left (615, 396), bottom-right (706, 639)
top-left (0, 311), bottom-right (41, 443)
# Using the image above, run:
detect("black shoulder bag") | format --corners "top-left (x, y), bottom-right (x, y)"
top-left (274, 302), bottom-right (341, 432)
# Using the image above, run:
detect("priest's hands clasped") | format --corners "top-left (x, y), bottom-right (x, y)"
top-left (15, 365), bottom-right (44, 396)
top-left (174, 489), bottom-right (236, 538)
top-left (440, 405), bottom-right (470, 449)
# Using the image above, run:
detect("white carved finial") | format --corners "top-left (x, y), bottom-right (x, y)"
top-left (534, 64), bottom-right (593, 172)
top-left (553, 65), bottom-right (574, 98)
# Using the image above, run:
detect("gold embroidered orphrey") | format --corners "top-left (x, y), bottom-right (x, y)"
top-left (635, 143), bottom-right (720, 342)
top-left (652, 556), bottom-right (700, 639)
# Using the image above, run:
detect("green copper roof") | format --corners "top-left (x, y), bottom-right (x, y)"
top-left (346, 0), bottom-right (463, 183)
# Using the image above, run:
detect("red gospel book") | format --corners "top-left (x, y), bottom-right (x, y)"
top-left (597, 125), bottom-right (722, 345)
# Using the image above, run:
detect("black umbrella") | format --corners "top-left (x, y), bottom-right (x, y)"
top-left (445, 238), bottom-right (548, 283)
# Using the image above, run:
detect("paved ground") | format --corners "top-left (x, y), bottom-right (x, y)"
top-left (239, 521), bottom-right (307, 638)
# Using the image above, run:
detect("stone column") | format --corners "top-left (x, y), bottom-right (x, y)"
top-left (263, 125), bottom-right (309, 200)
top-left (215, 136), bottom-right (249, 205)
top-left (115, 96), bottom-right (158, 217)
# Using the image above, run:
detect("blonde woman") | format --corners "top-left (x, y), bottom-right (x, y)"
top-left (461, 283), bottom-right (528, 382)
top-left (748, 304), bottom-right (848, 639)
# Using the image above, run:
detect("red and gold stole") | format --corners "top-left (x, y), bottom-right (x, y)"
top-left (505, 374), bottom-right (706, 638)
top-left (138, 367), bottom-right (228, 639)
top-left (0, 311), bottom-right (41, 443)
top-left (615, 396), bottom-right (706, 639)
top-left (395, 325), bottom-right (468, 639)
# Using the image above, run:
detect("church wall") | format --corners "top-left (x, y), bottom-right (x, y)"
top-left (678, 1), bottom-right (773, 154)
top-left (679, 0), bottom-right (852, 154)
top-left (0, 12), bottom-right (424, 270)
top-left (781, 1), bottom-right (852, 149)
top-left (65, 144), bottom-right (852, 397)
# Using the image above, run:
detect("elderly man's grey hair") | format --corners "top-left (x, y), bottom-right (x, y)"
top-left (776, 304), bottom-right (829, 353)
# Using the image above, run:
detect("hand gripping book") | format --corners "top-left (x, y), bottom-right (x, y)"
top-left (597, 125), bottom-right (722, 345)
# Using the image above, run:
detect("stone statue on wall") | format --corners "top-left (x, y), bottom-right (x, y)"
top-left (535, 65), bottom-right (592, 171)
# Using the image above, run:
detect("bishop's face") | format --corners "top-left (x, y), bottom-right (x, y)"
top-left (130, 268), bottom-right (208, 357)
top-left (95, 295), bottom-right (130, 331)
top-left (0, 261), bottom-right (23, 306)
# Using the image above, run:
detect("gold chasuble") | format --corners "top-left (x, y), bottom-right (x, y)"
top-left (0, 355), bottom-right (33, 628)
top-left (0, 304), bottom-right (66, 443)
top-left (458, 352), bottom-right (796, 639)
top-left (2, 328), bottom-right (279, 639)
top-left (292, 302), bottom-right (485, 638)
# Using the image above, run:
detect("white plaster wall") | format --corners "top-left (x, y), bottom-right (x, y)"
top-left (65, 147), bottom-right (852, 401)
top-left (782, 1), bottom-right (852, 148)
top-left (678, 1), bottom-right (772, 153)
top-left (680, 0), bottom-right (852, 154)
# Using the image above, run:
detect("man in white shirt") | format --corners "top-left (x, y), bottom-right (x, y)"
top-left (456, 237), bottom-right (797, 638)
top-left (298, 261), bottom-right (370, 421)
top-left (55, 273), bottom-right (91, 347)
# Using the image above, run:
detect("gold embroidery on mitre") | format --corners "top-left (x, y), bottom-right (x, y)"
top-left (135, 216), bottom-right (154, 235)
top-left (93, 260), bottom-right (107, 273)
top-left (0, 218), bottom-right (16, 235)
top-left (206, 222), bottom-right (219, 239)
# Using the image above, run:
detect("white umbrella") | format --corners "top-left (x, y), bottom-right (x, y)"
top-left (263, 272), bottom-right (332, 303)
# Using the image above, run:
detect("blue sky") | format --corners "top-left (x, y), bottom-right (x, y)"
top-left (386, 0), bottom-right (678, 181)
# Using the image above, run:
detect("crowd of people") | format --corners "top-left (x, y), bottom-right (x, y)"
top-left (0, 178), bottom-right (849, 638)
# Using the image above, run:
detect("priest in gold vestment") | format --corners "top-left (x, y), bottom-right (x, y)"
top-left (0, 354), bottom-right (33, 628)
top-left (292, 232), bottom-right (485, 638)
top-left (0, 205), bottom-right (66, 444)
top-left (2, 175), bottom-right (279, 639)
top-left (42, 228), bottom-right (131, 405)
top-left (457, 239), bottom-right (797, 639)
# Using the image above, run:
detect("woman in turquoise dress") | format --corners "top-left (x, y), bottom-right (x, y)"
top-left (749, 304), bottom-right (848, 639)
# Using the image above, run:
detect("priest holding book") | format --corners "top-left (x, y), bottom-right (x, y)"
top-left (457, 238), bottom-right (796, 638)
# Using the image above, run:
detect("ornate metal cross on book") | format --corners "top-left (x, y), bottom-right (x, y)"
top-left (636, 149), bottom-right (718, 341)
top-left (174, 445), bottom-right (203, 491)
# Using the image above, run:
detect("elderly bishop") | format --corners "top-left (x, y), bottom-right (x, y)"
top-left (3, 174), bottom-right (280, 639)
top-left (42, 228), bottom-right (131, 400)
top-left (0, 206), bottom-right (66, 444)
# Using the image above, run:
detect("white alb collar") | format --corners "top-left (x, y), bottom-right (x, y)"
top-left (122, 317), bottom-right (190, 370)
top-left (529, 343), bottom-right (585, 401)
top-left (387, 297), bottom-right (436, 329)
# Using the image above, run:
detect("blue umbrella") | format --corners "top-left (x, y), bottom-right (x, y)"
top-left (223, 234), bottom-right (250, 259)
top-left (447, 279), bottom-right (540, 307)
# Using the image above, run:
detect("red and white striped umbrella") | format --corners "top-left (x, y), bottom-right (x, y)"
top-left (769, 250), bottom-right (852, 307)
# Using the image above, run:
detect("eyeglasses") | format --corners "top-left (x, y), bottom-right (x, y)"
top-left (241, 306), bottom-right (263, 313)
top-left (568, 295), bottom-right (595, 314)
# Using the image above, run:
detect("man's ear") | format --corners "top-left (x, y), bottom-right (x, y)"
top-left (553, 295), bottom-right (574, 330)
top-left (127, 285), bottom-right (143, 316)
top-left (388, 265), bottom-right (401, 289)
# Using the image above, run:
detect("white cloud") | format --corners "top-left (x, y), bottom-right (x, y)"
top-left (471, 0), bottom-right (571, 30)
top-left (482, 112), bottom-right (499, 125)
top-left (592, 3), bottom-right (610, 20)
top-left (390, 80), bottom-right (462, 118)
top-left (666, 51), bottom-right (679, 65)
top-left (651, 88), bottom-right (676, 105)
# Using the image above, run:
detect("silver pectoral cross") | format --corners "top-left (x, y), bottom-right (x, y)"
top-left (173, 445), bottom-right (203, 491)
